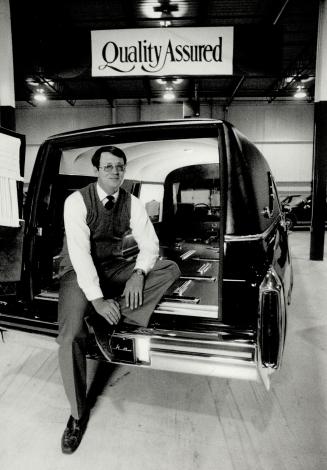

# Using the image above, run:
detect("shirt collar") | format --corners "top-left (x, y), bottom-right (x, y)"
top-left (96, 183), bottom-right (119, 203)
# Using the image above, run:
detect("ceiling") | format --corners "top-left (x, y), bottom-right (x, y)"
top-left (9, 0), bottom-right (319, 107)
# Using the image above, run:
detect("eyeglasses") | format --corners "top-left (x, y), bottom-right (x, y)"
top-left (99, 164), bottom-right (126, 173)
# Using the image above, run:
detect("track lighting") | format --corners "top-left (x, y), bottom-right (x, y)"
top-left (156, 78), bottom-right (183, 85)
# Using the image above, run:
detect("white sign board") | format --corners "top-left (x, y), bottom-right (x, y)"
top-left (91, 27), bottom-right (233, 77)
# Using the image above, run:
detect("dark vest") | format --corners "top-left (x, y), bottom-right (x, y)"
top-left (60, 183), bottom-right (131, 276)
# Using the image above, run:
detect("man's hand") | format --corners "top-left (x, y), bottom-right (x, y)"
top-left (91, 298), bottom-right (121, 325)
top-left (123, 272), bottom-right (145, 310)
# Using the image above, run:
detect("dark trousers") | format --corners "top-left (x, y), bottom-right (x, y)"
top-left (56, 259), bottom-right (180, 419)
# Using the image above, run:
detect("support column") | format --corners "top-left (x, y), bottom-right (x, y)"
top-left (310, 0), bottom-right (327, 260)
top-left (0, 0), bottom-right (15, 130)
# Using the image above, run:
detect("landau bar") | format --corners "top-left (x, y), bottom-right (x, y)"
top-left (99, 38), bottom-right (223, 73)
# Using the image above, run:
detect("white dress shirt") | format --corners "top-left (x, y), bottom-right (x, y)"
top-left (63, 183), bottom-right (159, 301)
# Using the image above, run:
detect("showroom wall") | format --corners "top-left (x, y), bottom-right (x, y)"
top-left (15, 99), bottom-right (314, 196)
top-left (227, 102), bottom-right (314, 196)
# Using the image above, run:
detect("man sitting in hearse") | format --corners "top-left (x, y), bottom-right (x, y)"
top-left (57, 145), bottom-right (180, 454)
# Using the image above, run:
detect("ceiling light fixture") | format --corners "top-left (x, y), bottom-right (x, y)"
top-left (153, 0), bottom-right (186, 17)
top-left (294, 85), bottom-right (307, 99)
top-left (143, 1), bottom-right (186, 22)
top-left (163, 90), bottom-right (176, 101)
top-left (154, 0), bottom-right (178, 15)
top-left (26, 78), bottom-right (39, 87)
top-left (159, 20), bottom-right (171, 27)
top-left (156, 77), bottom-right (183, 85)
top-left (33, 88), bottom-right (47, 102)
top-left (300, 75), bottom-right (315, 83)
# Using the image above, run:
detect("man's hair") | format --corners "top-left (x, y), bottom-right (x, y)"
top-left (91, 146), bottom-right (127, 169)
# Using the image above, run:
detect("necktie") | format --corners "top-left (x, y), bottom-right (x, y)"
top-left (104, 195), bottom-right (115, 210)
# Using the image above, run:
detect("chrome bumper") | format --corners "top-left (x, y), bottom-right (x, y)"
top-left (111, 328), bottom-right (263, 383)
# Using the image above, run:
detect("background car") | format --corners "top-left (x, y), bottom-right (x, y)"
top-left (281, 194), bottom-right (312, 230)
top-left (281, 194), bottom-right (327, 230)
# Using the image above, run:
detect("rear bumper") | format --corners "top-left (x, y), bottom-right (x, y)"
top-left (103, 326), bottom-right (263, 383)
top-left (0, 310), bottom-right (265, 385)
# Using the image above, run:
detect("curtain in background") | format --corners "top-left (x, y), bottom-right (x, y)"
top-left (0, 133), bottom-right (22, 227)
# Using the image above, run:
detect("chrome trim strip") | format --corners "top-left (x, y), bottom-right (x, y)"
top-left (150, 337), bottom-right (255, 359)
top-left (150, 347), bottom-right (253, 361)
top-left (180, 249), bottom-right (196, 260)
top-left (50, 119), bottom-right (221, 140)
top-left (119, 327), bottom-right (255, 341)
top-left (153, 308), bottom-right (217, 318)
top-left (179, 275), bottom-right (216, 282)
top-left (35, 290), bottom-right (59, 300)
top-left (198, 263), bottom-right (211, 274)
top-left (151, 336), bottom-right (254, 348)
top-left (162, 296), bottom-right (200, 304)
top-left (173, 280), bottom-right (193, 296)
top-left (154, 301), bottom-right (218, 318)
top-left (225, 216), bottom-right (281, 242)
top-left (34, 295), bottom-right (58, 302)
top-left (149, 352), bottom-right (259, 381)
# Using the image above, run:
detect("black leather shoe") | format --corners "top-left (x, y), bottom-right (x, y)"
top-left (85, 314), bottom-right (115, 362)
top-left (61, 413), bottom-right (89, 454)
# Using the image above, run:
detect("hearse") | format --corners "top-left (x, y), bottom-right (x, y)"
top-left (0, 119), bottom-right (292, 389)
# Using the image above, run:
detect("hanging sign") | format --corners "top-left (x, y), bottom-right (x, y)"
top-left (91, 27), bottom-right (233, 77)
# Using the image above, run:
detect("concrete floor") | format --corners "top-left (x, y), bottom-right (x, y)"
top-left (0, 231), bottom-right (327, 470)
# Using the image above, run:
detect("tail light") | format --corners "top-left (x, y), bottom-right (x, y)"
top-left (258, 267), bottom-right (286, 368)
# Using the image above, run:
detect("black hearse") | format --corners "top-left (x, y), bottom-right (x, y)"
top-left (0, 120), bottom-right (292, 389)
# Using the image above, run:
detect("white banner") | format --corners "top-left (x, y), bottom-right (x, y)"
top-left (0, 132), bottom-right (22, 180)
top-left (91, 27), bottom-right (233, 77)
top-left (0, 132), bottom-right (22, 227)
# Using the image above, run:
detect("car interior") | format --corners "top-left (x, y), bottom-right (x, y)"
top-left (31, 137), bottom-right (220, 320)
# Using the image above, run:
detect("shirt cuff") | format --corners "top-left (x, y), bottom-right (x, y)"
top-left (82, 286), bottom-right (104, 302)
top-left (134, 264), bottom-right (149, 276)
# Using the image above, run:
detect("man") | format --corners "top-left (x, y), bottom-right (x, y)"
top-left (57, 145), bottom-right (180, 454)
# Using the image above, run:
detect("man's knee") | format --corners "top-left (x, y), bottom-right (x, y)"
top-left (167, 260), bottom-right (181, 281)
top-left (153, 259), bottom-right (181, 284)
top-left (56, 308), bottom-right (89, 346)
